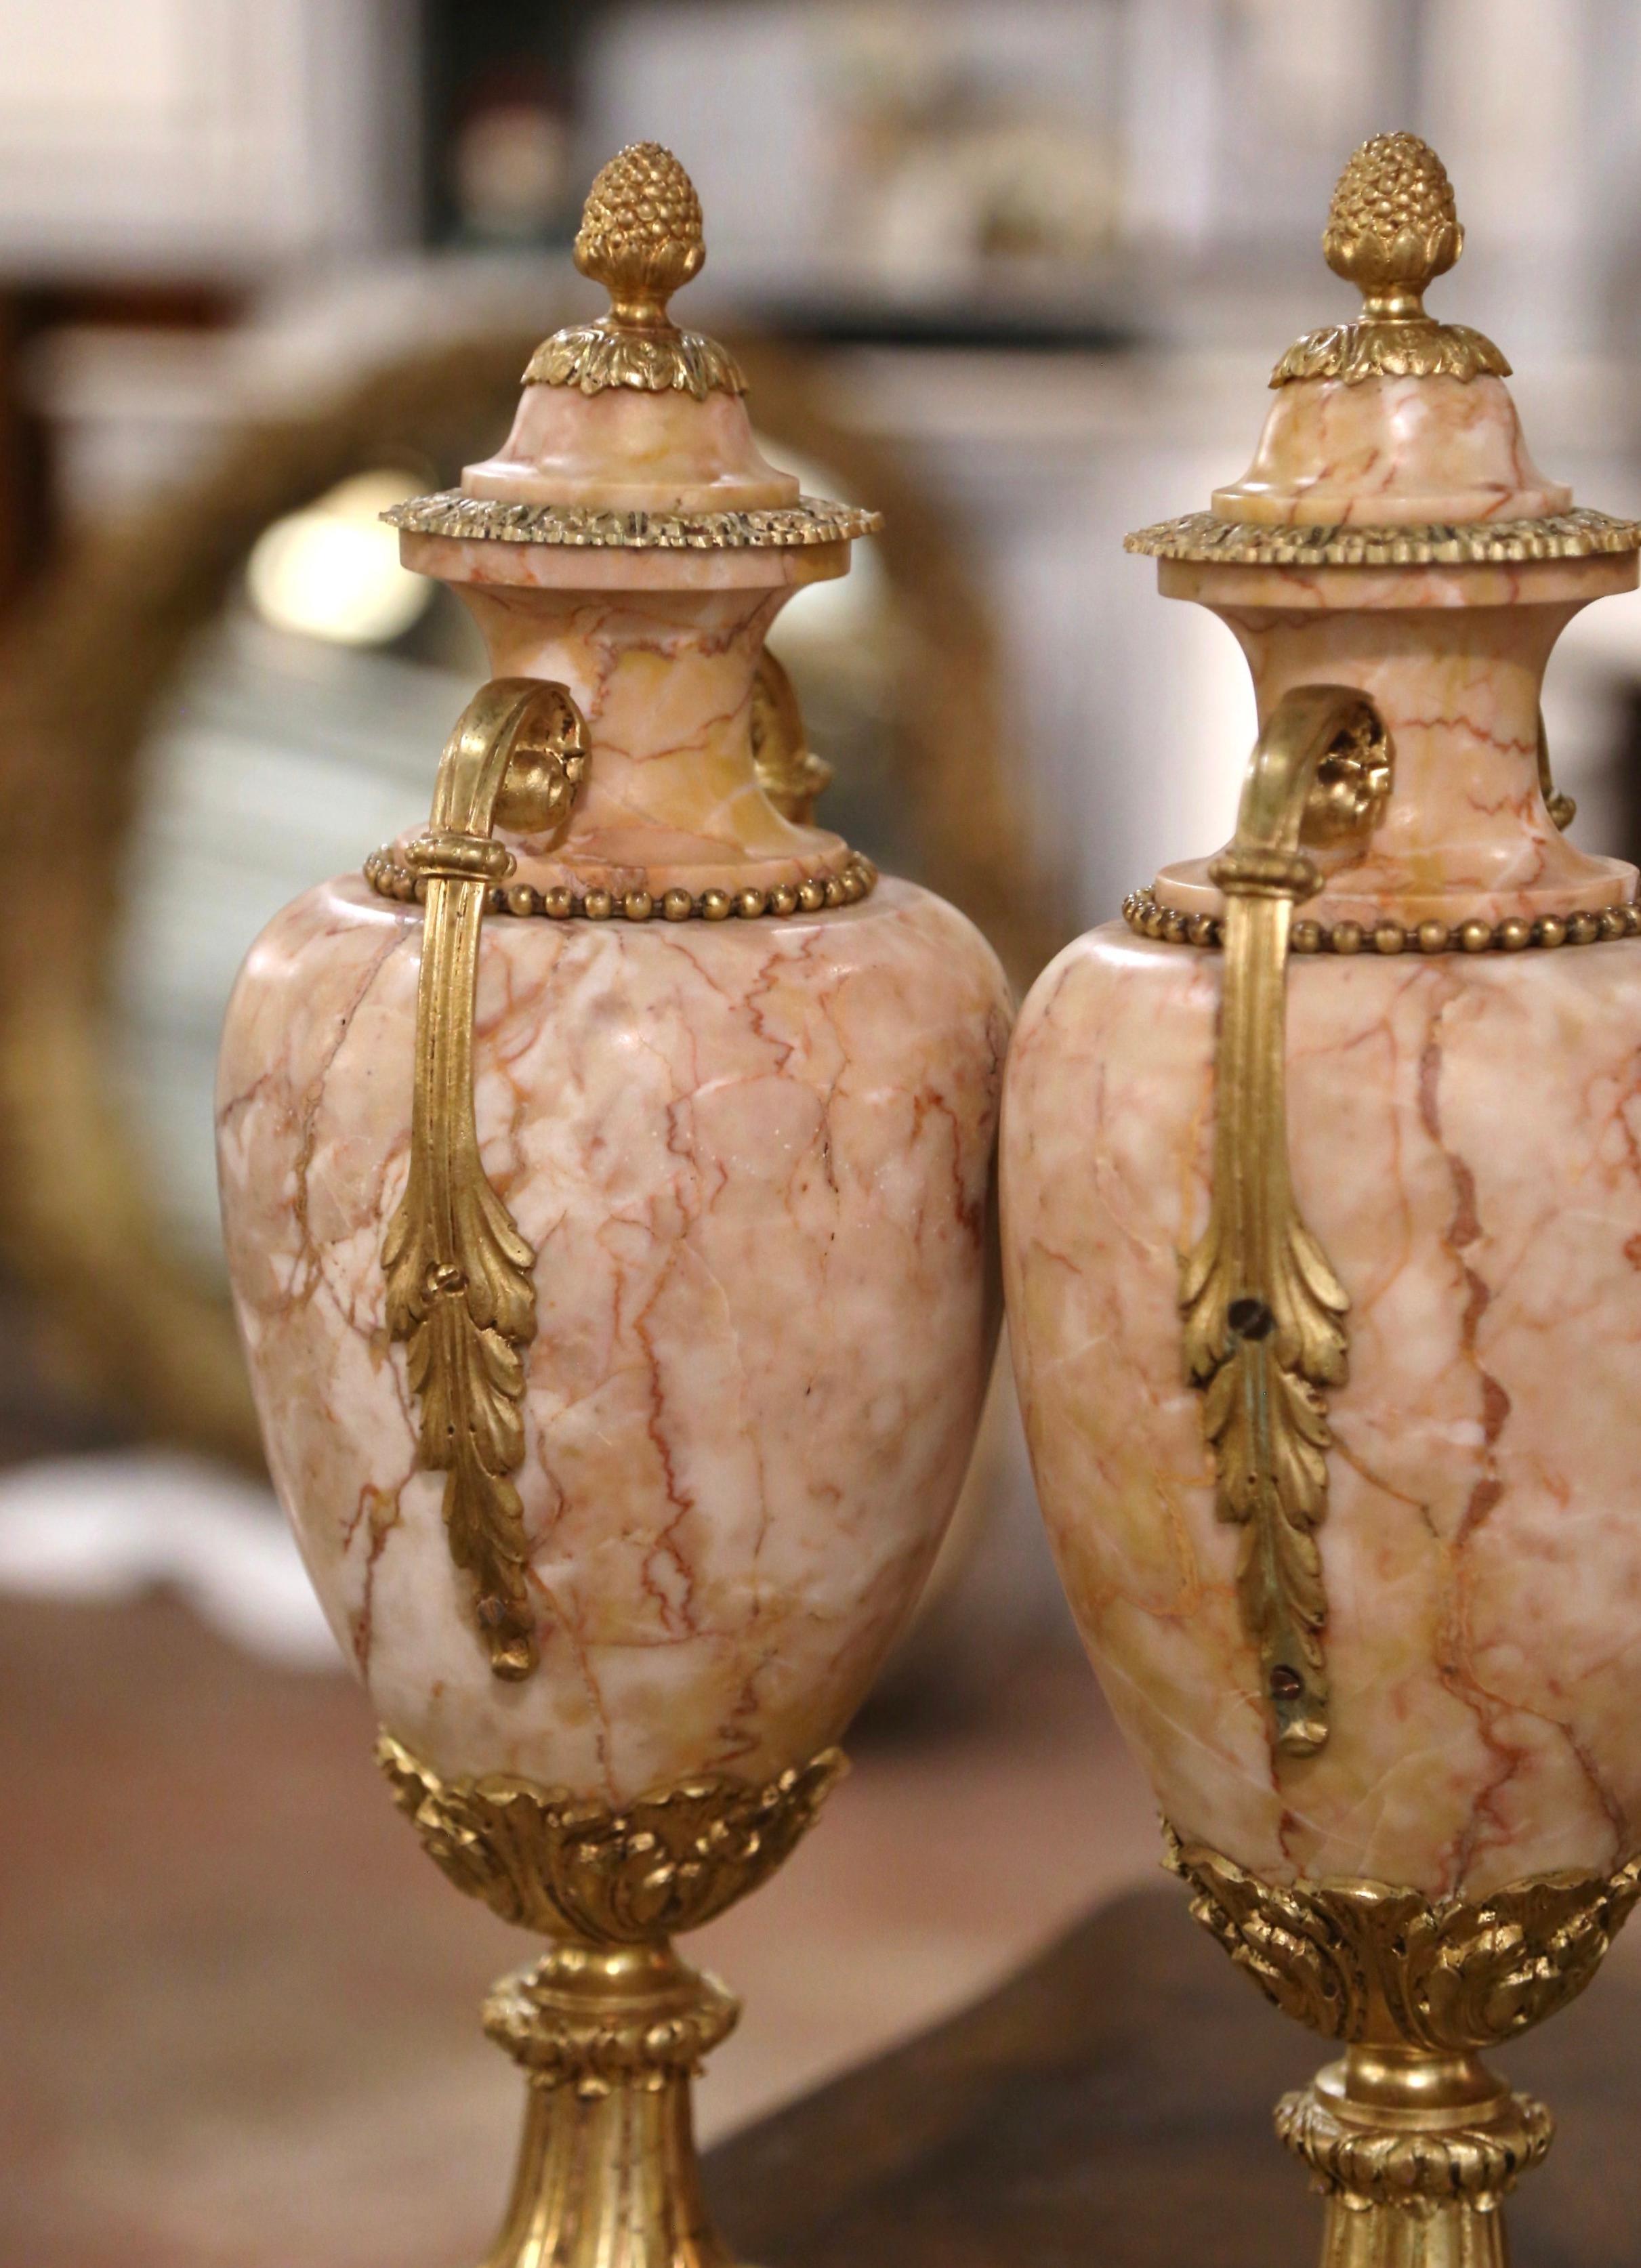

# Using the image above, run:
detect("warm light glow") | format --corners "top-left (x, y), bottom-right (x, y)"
top-left (246, 470), bottom-right (432, 646)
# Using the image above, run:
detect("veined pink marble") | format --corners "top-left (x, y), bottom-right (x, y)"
top-left (1213, 373), bottom-right (1569, 527)
top-left (1005, 201), bottom-right (1641, 1899)
top-left (220, 150), bottom-right (1012, 1816)
top-left (1003, 925), bottom-right (1641, 1899)
top-left (465, 382), bottom-right (797, 513)
top-left (392, 530), bottom-right (856, 899)
top-left (395, 581), bottom-right (854, 898)
top-left (391, 240), bottom-right (869, 894)
top-left (398, 530), bottom-right (848, 595)
top-left (218, 876), bottom-right (1010, 1803)
top-left (1155, 552), bottom-right (1639, 926)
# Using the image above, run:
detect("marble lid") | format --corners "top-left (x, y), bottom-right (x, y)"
top-left (399, 143), bottom-right (877, 543)
top-left (1133, 134), bottom-right (1634, 550)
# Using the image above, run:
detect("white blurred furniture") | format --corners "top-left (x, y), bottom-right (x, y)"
top-left (0, 0), bottom-right (417, 279)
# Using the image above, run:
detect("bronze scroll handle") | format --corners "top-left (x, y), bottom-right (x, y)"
top-left (382, 677), bottom-right (588, 1681)
top-left (1179, 684), bottom-right (1391, 1758)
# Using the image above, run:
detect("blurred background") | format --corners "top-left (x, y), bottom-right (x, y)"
top-left (7, 3), bottom-right (1641, 2263)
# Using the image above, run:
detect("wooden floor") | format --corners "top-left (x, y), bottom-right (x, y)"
top-left (0, 1591), bottom-right (1160, 2268)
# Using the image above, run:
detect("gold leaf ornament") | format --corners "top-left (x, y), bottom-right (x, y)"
top-left (751, 649), bottom-right (833, 823)
top-left (574, 141), bottom-right (705, 326)
top-left (1163, 1825), bottom-right (1641, 2261)
top-left (383, 678), bottom-right (588, 1681)
top-left (374, 1731), bottom-right (850, 2268)
top-left (1165, 1826), bottom-right (1641, 2051)
top-left (377, 1734), bottom-right (848, 1941)
top-left (1322, 131), bottom-right (1460, 308)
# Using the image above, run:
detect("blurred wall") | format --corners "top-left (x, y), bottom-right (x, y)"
top-left (0, 0), bottom-right (418, 278)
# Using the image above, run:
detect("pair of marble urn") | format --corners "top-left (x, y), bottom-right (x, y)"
top-left (217, 136), bottom-right (1641, 2268)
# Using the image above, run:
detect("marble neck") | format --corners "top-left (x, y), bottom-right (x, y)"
top-left (1157, 593), bottom-right (1637, 925)
top-left (434, 582), bottom-right (846, 894)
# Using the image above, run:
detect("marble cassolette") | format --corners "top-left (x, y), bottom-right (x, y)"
top-left (217, 146), bottom-right (1010, 1807)
top-left (1003, 133), bottom-right (1641, 1899)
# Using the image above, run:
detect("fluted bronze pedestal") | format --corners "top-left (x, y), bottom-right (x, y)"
top-left (379, 1736), bottom-right (846, 2268)
top-left (482, 1944), bottom-right (739, 2268)
top-left (1279, 2046), bottom-right (1549, 2268)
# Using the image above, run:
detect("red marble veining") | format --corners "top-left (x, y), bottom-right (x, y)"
top-left (388, 549), bottom-right (862, 899)
top-left (1153, 552), bottom-right (1639, 926)
top-left (1008, 153), bottom-right (1641, 1904)
top-left (421, 581), bottom-right (854, 896)
top-left (1213, 373), bottom-right (1570, 528)
top-left (1003, 927), bottom-right (1641, 1898)
top-left (465, 382), bottom-right (798, 513)
top-left (217, 876), bottom-right (1011, 1803)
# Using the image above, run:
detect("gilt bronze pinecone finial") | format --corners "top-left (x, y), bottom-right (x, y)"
top-left (524, 141), bottom-right (745, 397)
top-left (1323, 132), bottom-right (1462, 318)
top-left (1270, 130), bottom-right (1508, 386)
top-left (575, 142), bottom-right (706, 331)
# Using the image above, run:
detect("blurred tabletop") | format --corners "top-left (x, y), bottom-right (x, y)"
top-left (709, 1884), bottom-right (1641, 2268)
top-left (0, 1583), bottom-right (1161, 2268)
top-left (3, 1573), bottom-right (1639, 2267)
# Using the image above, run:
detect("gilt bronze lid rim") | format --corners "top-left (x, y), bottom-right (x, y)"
top-left (386, 490), bottom-right (883, 549)
top-left (1124, 883), bottom-right (1641, 956)
top-left (1123, 506), bottom-right (1641, 568)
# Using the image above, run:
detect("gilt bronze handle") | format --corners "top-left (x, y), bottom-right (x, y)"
top-left (382, 678), bottom-right (587, 1680)
top-left (1179, 684), bottom-right (1390, 1757)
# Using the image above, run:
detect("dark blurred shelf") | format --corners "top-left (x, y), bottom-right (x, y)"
top-left (755, 301), bottom-right (1137, 355)
top-left (708, 1881), bottom-right (1641, 2268)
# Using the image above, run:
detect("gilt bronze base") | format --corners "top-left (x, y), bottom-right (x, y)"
top-left (378, 1734), bottom-right (846, 2268)
top-left (480, 1941), bottom-right (739, 2268)
top-left (1166, 1826), bottom-right (1641, 2268)
top-left (1278, 2046), bottom-right (1549, 2268)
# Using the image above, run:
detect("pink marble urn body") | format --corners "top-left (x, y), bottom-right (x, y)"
top-left (1001, 146), bottom-right (1641, 1902)
top-left (215, 171), bottom-right (1010, 1809)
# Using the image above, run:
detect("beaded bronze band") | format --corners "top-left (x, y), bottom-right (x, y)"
top-left (365, 845), bottom-right (877, 922)
top-left (1123, 883), bottom-right (1641, 956)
